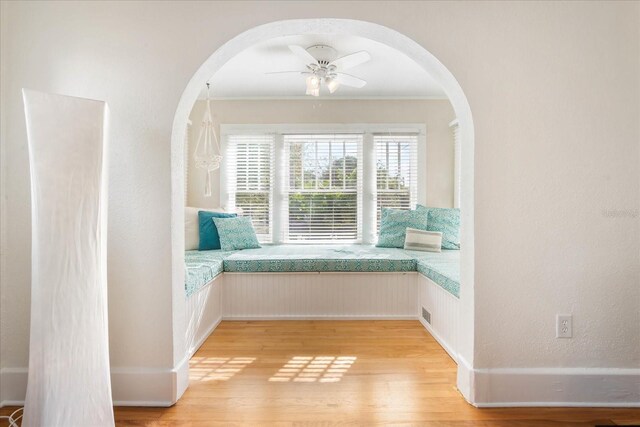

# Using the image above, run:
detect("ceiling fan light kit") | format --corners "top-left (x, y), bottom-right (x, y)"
top-left (325, 77), bottom-right (339, 94)
top-left (305, 75), bottom-right (321, 96)
top-left (267, 44), bottom-right (371, 97)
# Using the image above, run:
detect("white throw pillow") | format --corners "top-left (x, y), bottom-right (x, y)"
top-left (184, 206), bottom-right (225, 250)
top-left (404, 227), bottom-right (442, 252)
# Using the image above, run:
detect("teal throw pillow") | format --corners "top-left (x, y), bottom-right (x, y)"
top-left (198, 211), bottom-right (237, 251)
top-left (376, 208), bottom-right (429, 248)
top-left (417, 205), bottom-right (460, 250)
top-left (212, 216), bottom-right (261, 251)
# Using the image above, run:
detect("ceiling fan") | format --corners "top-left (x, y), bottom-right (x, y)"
top-left (266, 45), bottom-right (371, 96)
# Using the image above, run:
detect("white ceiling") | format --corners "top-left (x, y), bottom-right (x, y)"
top-left (204, 34), bottom-right (446, 99)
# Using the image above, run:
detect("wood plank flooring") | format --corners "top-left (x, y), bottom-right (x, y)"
top-left (2, 320), bottom-right (639, 426)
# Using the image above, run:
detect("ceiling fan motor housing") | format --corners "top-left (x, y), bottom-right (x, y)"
top-left (306, 45), bottom-right (338, 64)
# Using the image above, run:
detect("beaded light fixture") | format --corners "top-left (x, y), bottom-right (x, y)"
top-left (193, 83), bottom-right (222, 197)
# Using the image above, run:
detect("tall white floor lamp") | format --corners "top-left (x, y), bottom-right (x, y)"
top-left (22, 90), bottom-right (115, 426)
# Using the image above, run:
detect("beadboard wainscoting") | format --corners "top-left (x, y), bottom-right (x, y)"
top-left (186, 275), bottom-right (224, 358)
top-left (418, 274), bottom-right (460, 362)
top-left (222, 272), bottom-right (418, 320)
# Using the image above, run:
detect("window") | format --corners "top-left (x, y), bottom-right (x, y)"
top-left (222, 125), bottom-right (424, 244)
top-left (224, 134), bottom-right (274, 242)
top-left (374, 134), bottom-right (418, 231)
top-left (285, 134), bottom-right (363, 242)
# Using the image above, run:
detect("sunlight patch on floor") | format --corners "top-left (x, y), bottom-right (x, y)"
top-left (190, 356), bottom-right (256, 382)
top-left (269, 356), bottom-right (356, 383)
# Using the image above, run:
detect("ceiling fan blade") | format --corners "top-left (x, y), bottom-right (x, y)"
top-left (264, 71), bottom-right (309, 75)
top-left (329, 51), bottom-right (371, 70)
top-left (335, 72), bottom-right (367, 88)
top-left (288, 45), bottom-right (319, 65)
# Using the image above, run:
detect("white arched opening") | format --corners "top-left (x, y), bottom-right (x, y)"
top-left (170, 18), bottom-right (475, 403)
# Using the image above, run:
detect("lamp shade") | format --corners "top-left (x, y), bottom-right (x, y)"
top-left (305, 75), bottom-right (321, 96)
top-left (326, 77), bottom-right (340, 94)
top-left (22, 90), bottom-right (114, 427)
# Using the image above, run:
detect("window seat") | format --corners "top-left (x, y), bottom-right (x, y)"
top-left (185, 245), bottom-right (460, 298)
top-left (184, 249), bottom-right (237, 297)
top-left (222, 245), bottom-right (417, 273)
top-left (407, 249), bottom-right (461, 298)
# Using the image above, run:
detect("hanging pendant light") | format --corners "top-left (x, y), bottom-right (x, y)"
top-left (193, 83), bottom-right (222, 197)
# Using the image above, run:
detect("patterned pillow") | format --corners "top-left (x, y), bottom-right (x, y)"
top-left (212, 216), bottom-right (261, 251)
top-left (404, 227), bottom-right (442, 252)
top-left (417, 205), bottom-right (460, 250)
top-left (198, 210), bottom-right (237, 251)
top-left (376, 208), bottom-right (429, 248)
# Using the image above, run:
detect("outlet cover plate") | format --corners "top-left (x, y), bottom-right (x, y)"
top-left (556, 314), bottom-right (572, 338)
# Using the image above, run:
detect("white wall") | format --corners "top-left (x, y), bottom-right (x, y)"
top-left (1, 0), bottom-right (638, 406)
top-left (187, 99), bottom-right (455, 209)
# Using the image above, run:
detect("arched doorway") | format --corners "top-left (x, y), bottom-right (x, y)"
top-left (169, 18), bottom-right (475, 403)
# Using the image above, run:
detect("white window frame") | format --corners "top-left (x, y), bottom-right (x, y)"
top-left (284, 133), bottom-right (363, 244)
top-left (184, 119), bottom-right (191, 206)
top-left (373, 133), bottom-right (420, 235)
top-left (221, 123), bottom-right (427, 244)
top-left (450, 119), bottom-right (461, 209)
top-left (219, 132), bottom-right (275, 242)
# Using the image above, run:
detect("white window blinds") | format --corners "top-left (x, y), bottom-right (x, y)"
top-left (222, 127), bottom-right (423, 244)
top-left (284, 134), bottom-right (363, 243)
top-left (374, 134), bottom-right (418, 230)
top-left (226, 134), bottom-right (274, 242)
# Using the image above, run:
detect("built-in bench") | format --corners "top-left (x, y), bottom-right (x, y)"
top-left (411, 250), bottom-right (460, 298)
top-left (184, 244), bottom-right (461, 362)
top-left (185, 244), bottom-right (460, 298)
top-left (185, 249), bottom-right (235, 297)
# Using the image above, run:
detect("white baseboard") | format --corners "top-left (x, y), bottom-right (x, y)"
top-left (0, 368), bottom-right (27, 408)
top-left (224, 315), bottom-right (418, 321)
top-left (465, 365), bottom-right (640, 407)
top-left (476, 401), bottom-right (640, 408)
top-left (419, 317), bottom-right (458, 362)
top-left (0, 362), bottom-right (189, 408)
top-left (173, 354), bottom-right (190, 406)
top-left (189, 316), bottom-right (222, 357)
top-left (456, 355), bottom-right (474, 403)
top-left (7, 347), bottom-right (636, 410)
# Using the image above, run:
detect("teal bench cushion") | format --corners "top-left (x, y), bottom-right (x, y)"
top-left (185, 249), bottom-right (236, 297)
top-left (185, 245), bottom-right (460, 299)
top-left (223, 245), bottom-right (417, 273)
top-left (406, 249), bottom-right (460, 298)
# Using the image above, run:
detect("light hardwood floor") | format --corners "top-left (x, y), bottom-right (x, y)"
top-left (3, 321), bottom-right (639, 426)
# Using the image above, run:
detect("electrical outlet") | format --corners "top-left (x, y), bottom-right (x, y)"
top-left (556, 314), bottom-right (572, 338)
